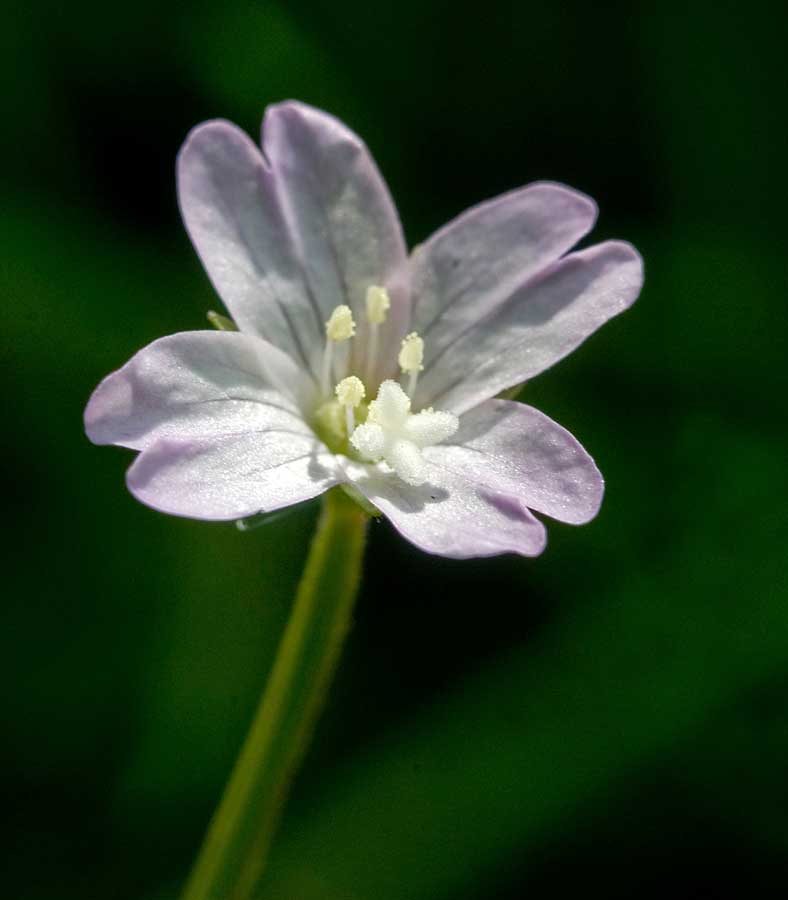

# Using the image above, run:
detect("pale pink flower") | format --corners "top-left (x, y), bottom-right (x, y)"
top-left (85, 101), bottom-right (643, 558)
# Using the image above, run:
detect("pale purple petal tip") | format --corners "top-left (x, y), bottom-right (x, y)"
top-left (84, 331), bottom-right (309, 451)
top-left (177, 119), bottom-right (324, 375)
top-left (418, 239), bottom-right (644, 414)
top-left (432, 399), bottom-right (604, 526)
top-left (261, 100), bottom-right (410, 382)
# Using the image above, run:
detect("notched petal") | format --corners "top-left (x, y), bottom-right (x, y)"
top-left (261, 101), bottom-right (411, 381)
top-left (417, 240), bottom-right (644, 414)
top-left (340, 458), bottom-right (548, 559)
top-left (177, 119), bottom-right (323, 374)
top-left (428, 398), bottom-right (604, 525)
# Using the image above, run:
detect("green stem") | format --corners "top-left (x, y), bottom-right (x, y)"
top-left (181, 487), bottom-right (369, 900)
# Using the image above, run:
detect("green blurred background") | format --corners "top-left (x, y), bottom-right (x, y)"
top-left (3, 1), bottom-right (787, 897)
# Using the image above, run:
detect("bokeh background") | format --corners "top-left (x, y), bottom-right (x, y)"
top-left (3, 1), bottom-right (787, 897)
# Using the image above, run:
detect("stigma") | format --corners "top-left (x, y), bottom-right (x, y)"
top-left (350, 380), bottom-right (458, 486)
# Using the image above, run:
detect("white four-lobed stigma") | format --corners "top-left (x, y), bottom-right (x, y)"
top-left (350, 380), bottom-right (458, 486)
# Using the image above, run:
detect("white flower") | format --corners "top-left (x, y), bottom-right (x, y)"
top-left (84, 101), bottom-right (643, 558)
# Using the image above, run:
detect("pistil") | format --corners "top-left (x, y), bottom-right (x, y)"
top-left (350, 379), bottom-right (458, 485)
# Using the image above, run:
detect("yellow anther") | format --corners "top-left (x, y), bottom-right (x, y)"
top-left (334, 375), bottom-right (365, 441)
top-left (365, 285), bottom-right (390, 325)
top-left (398, 332), bottom-right (424, 374)
top-left (325, 305), bottom-right (356, 341)
top-left (335, 375), bottom-right (366, 408)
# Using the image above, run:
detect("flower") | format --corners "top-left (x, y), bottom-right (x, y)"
top-left (84, 101), bottom-right (643, 558)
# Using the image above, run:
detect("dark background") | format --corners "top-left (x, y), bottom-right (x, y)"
top-left (3, 1), bottom-right (787, 897)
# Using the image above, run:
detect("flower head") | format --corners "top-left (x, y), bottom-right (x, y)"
top-left (84, 101), bottom-right (643, 558)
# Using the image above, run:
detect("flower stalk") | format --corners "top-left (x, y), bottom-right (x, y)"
top-left (181, 487), bottom-right (369, 900)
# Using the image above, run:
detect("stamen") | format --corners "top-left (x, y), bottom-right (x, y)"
top-left (322, 305), bottom-right (356, 395)
top-left (365, 285), bottom-right (390, 324)
top-left (326, 305), bottom-right (356, 341)
top-left (335, 375), bottom-right (366, 439)
top-left (398, 332), bottom-right (424, 398)
top-left (364, 286), bottom-right (390, 384)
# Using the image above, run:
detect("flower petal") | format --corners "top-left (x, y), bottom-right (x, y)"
top-left (261, 101), bottom-right (410, 381)
top-left (428, 399), bottom-right (603, 525)
top-left (410, 182), bottom-right (597, 364)
top-left (127, 433), bottom-right (338, 521)
top-left (177, 120), bottom-right (323, 376)
top-left (84, 331), bottom-right (311, 451)
top-left (342, 460), bottom-right (547, 559)
top-left (416, 241), bottom-right (644, 414)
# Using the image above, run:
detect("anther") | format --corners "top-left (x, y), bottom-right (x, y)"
top-left (322, 305), bottom-right (356, 395)
top-left (398, 332), bottom-right (424, 398)
top-left (326, 305), bottom-right (356, 341)
top-left (365, 286), bottom-right (390, 325)
top-left (335, 375), bottom-right (366, 439)
top-left (364, 285), bottom-right (390, 384)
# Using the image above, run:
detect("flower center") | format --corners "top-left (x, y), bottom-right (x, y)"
top-left (311, 287), bottom-right (458, 484)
